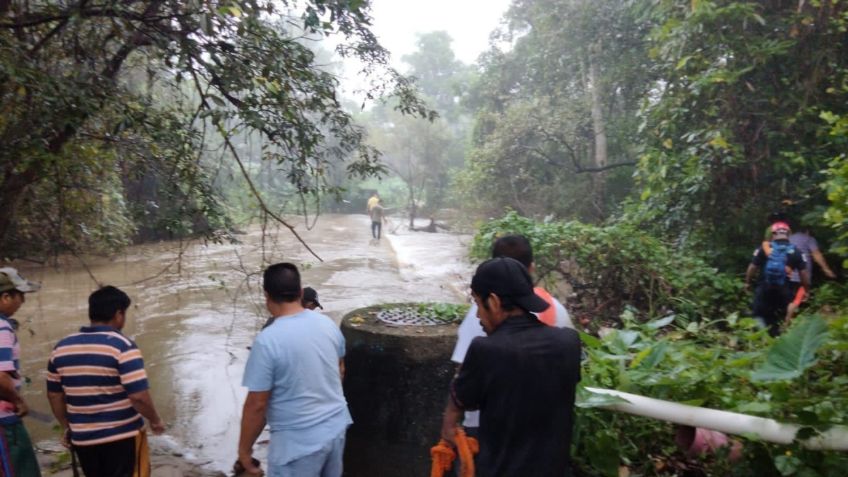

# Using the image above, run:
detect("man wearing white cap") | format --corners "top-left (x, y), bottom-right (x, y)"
top-left (0, 267), bottom-right (42, 477)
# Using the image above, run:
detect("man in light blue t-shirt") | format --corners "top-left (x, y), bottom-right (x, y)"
top-left (238, 263), bottom-right (351, 477)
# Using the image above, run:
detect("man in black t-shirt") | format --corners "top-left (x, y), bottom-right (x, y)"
top-left (440, 257), bottom-right (582, 477)
top-left (745, 222), bottom-right (809, 336)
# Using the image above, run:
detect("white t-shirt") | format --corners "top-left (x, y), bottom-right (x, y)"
top-left (450, 293), bottom-right (573, 427)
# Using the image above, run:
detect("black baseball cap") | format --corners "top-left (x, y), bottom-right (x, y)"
top-left (470, 257), bottom-right (549, 313)
top-left (303, 287), bottom-right (322, 309)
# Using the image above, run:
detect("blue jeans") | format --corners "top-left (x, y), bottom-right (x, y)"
top-left (269, 431), bottom-right (345, 477)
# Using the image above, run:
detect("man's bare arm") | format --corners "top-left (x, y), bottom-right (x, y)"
top-left (47, 391), bottom-right (69, 428)
top-left (127, 389), bottom-right (165, 434)
top-left (238, 391), bottom-right (269, 475)
top-left (339, 359), bottom-right (345, 381)
top-left (47, 390), bottom-right (71, 446)
top-left (441, 395), bottom-right (464, 445)
top-left (744, 264), bottom-right (758, 291)
top-left (811, 250), bottom-right (837, 278)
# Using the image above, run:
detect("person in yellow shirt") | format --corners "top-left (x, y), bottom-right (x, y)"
top-left (366, 192), bottom-right (379, 213)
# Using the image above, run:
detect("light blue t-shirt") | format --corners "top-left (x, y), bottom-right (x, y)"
top-left (243, 310), bottom-right (352, 465)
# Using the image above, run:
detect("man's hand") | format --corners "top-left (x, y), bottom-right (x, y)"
top-left (61, 428), bottom-right (71, 449)
top-left (743, 282), bottom-right (751, 293)
top-left (825, 269), bottom-right (837, 279)
top-left (14, 398), bottom-right (28, 417)
top-left (149, 419), bottom-right (166, 435)
top-left (237, 453), bottom-right (263, 476)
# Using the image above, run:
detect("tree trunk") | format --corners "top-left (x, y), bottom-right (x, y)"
top-left (588, 48), bottom-right (608, 219)
top-left (0, 170), bottom-right (39, 245)
top-left (407, 182), bottom-right (417, 229)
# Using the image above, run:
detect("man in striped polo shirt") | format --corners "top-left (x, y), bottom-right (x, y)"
top-left (46, 286), bottom-right (165, 477)
top-left (0, 267), bottom-right (42, 477)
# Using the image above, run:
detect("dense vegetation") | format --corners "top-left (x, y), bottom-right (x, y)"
top-left (473, 211), bottom-right (848, 476)
top-left (577, 312), bottom-right (848, 476)
top-left (457, 4), bottom-right (848, 472)
top-left (3, 0), bottom-right (848, 474)
top-left (454, 0), bottom-right (848, 269)
top-left (0, 0), bottom-right (430, 258)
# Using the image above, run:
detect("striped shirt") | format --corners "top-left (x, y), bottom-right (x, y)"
top-left (47, 326), bottom-right (149, 446)
top-left (0, 315), bottom-right (21, 425)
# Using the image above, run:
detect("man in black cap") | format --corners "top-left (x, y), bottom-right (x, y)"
top-left (440, 257), bottom-right (582, 477)
top-left (302, 287), bottom-right (323, 311)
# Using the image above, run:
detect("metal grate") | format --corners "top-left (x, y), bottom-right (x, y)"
top-left (376, 307), bottom-right (455, 326)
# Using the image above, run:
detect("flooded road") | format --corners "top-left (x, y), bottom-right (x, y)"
top-left (11, 214), bottom-right (472, 471)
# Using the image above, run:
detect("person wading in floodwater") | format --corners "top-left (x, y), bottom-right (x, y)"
top-left (370, 199), bottom-right (387, 242)
top-left (366, 192), bottom-right (379, 214)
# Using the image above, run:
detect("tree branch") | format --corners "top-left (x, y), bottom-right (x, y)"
top-left (521, 145), bottom-right (636, 174)
top-left (216, 124), bottom-right (324, 262)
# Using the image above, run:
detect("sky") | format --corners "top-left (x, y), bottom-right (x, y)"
top-left (337, 0), bottom-right (513, 101)
top-left (367, 0), bottom-right (513, 68)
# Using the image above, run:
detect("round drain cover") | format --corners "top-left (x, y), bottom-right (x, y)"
top-left (376, 306), bottom-right (462, 326)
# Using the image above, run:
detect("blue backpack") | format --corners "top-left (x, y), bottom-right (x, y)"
top-left (764, 241), bottom-right (793, 286)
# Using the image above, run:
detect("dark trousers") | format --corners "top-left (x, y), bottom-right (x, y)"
top-left (75, 436), bottom-right (136, 477)
top-left (752, 284), bottom-right (793, 337)
top-left (371, 221), bottom-right (381, 239)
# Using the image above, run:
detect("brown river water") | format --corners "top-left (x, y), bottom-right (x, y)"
top-left (10, 214), bottom-right (471, 471)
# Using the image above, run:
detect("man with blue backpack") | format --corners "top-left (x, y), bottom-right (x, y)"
top-left (744, 222), bottom-right (809, 336)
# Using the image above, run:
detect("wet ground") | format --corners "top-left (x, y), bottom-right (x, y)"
top-left (12, 214), bottom-right (472, 472)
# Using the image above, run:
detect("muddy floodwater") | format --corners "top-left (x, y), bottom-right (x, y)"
top-left (11, 214), bottom-right (471, 471)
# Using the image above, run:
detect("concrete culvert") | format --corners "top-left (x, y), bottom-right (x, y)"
top-left (341, 303), bottom-right (466, 477)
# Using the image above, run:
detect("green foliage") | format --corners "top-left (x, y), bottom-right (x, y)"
top-left (576, 313), bottom-right (848, 476)
top-left (820, 111), bottom-right (848, 266)
top-left (11, 144), bottom-right (136, 256)
top-left (453, 0), bottom-right (655, 221)
top-left (751, 317), bottom-right (829, 382)
top-left (0, 0), bottom-right (430, 258)
top-left (413, 303), bottom-right (469, 323)
top-left (806, 282), bottom-right (848, 312)
top-left (471, 211), bottom-right (744, 324)
top-left (633, 0), bottom-right (848, 267)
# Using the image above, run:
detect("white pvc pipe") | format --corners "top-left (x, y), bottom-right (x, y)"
top-left (585, 387), bottom-right (848, 451)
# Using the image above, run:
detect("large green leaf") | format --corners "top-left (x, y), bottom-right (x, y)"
top-left (751, 316), bottom-right (829, 382)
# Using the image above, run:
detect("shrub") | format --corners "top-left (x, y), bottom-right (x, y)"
top-left (471, 211), bottom-right (744, 325)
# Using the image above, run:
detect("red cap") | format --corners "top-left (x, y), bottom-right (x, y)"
top-left (771, 222), bottom-right (790, 233)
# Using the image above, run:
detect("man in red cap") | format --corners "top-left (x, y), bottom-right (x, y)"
top-left (745, 222), bottom-right (809, 336)
top-left (440, 257), bottom-right (581, 476)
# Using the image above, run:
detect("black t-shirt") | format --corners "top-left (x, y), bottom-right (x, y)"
top-left (751, 239), bottom-right (806, 285)
top-left (451, 314), bottom-right (582, 477)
